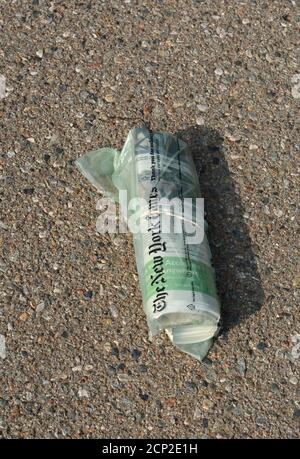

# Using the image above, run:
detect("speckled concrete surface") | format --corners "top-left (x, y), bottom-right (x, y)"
top-left (0, 0), bottom-right (299, 439)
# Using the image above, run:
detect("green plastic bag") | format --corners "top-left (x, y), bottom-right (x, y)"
top-left (76, 127), bottom-right (220, 360)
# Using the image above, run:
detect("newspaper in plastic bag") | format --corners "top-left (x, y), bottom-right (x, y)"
top-left (76, 127), bottom-right (220, 361)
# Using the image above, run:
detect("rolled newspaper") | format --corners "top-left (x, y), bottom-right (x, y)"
top-left (76, 127), bottom-right (220, 360)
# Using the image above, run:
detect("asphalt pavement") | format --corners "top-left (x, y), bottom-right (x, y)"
top-left (0, 0), bottom-right (299, 438)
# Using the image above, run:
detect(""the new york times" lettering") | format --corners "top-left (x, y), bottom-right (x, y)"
top-left (148, 186), bottom-right (168, 313)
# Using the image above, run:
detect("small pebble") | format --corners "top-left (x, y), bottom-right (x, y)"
top-left (83, 290), bottom-right (93, 300)
top-left (84, 364), bottom-right (94, 371)
top-left (35, 301), bottom-right (45, 315)
top-left (256, 416), bottom-right (268, 427)
top-left (109, 304), bottom-right (118, 318)
top-left (156, 400), bottom-right (163, 409)
top-left (202, 399), bottom-right (213, 411)
top-left (138, 364), bottom-right (147, 373)
top-left (196, 116), bottom-right (205, 126)
top-left (289, 376), bottom-right (298, 385)
top-left (237, 358), bottom-right (246, 376)
top-left (216, 27), bottom-right (226, 39)
top-left (271, 383), bottom-right (281, 395)
top-left (55, 146), bottom-right (64, 155)
top-left (139, 393), bottom-right (149, 401)
top-left (185, 381), bottom-right (197, 390)
top-left (231, 404), bottom-right (242, 416)
top-left (118, 373), bottom-right (131, 383)
top-left (106, 365), bottom-right (116, 376)
top-left (78, 388), bottom-right (89, 398)
top-left (197, 103), bottom-right (208, 112)
top-left (214, 67), bottom-right (223, 76)
top-left (58, 84), bottom-right (67, 93)
top-left (36, 49), bottom-right (43, 59)
top-left (292, 275), bottom-right (300, 288)
top-left (193, 406), bottom-right (201, 419)
top-left (23, 188), bottom-right (35, 195)
top-left (19, 312), bottom-right (29, 321)
top-left (111, 346), bottom-right (119, 357)
top-left (291, 74), bottom-right (300, 84)
top-left (104, 94), bottom-right (115, 103)
top-left (270, 153), bottom-right (278, 161)
top-left (249, 144), bottom-right (258, 150)
top-left (135, 412), bottom-right (145, 423)
top-left (225, 131), bottom-right (241, 142)
top-left (72, 366), bottom-right (82, 373)
top-left (131, 349), bottom-right (141, 360)
top-left (157, 420), bottom-right (166, 428)
top-left (203, 419), bottom-right (209, 428)
top-left (274, 209), bottom-right (283, 218)
top-left (173, 100), bottom-right (184, 108)
top-left (257, 342), bottom-right (267, 350)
